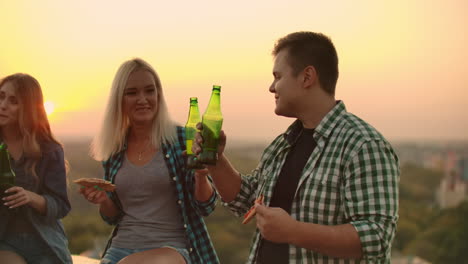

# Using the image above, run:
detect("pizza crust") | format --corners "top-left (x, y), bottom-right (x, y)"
top-left (242, 195), bottom-right (264, 224)
top-left (73, 178), bottom-right (116, 192)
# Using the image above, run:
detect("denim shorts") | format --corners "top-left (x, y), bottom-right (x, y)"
top-left (101, 245), bottom-right (191, 264)
top-left (0, 232), bottom-right (58, 264)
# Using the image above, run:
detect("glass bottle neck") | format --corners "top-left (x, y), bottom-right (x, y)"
top-left (188, 105), bottom-right (201, 120)
top-left (0, 149), bottom-right (12, 171)
top-left (187, 100), bottom-right (201, 125)
top-left (205, 90), bottom-right (221, 114)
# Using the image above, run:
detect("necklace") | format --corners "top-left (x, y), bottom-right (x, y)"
top-left (136, 139), bottom-right (152, 161)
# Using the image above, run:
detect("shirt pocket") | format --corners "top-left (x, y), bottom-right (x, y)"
top-left (298, 170), bottom-right (343, 224)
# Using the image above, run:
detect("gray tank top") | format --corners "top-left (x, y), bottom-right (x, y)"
top-left (111, 151), bottom-right (187, 249)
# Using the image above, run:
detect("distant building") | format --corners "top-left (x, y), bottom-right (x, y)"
top-left (435, 152), bottom-right (467, 208)
top-left (424, 153), bottom-right (444, 171)
top-left (393, 142), bottom-right (468, 209)
top-left (459, 158), bottom-right (468, 181)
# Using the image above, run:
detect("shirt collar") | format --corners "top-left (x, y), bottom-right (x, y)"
top-left (315, 100), bottom-right (347, 139)
top-left (282, 100), bottom-right (347, 144)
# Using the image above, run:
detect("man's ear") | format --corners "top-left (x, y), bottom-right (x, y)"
top-left (303, 66), bottom-right (318, 88)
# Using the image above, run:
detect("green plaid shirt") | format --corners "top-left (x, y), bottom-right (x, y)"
top-left (226, 101), bottom-right (399, 264)
top-left (100, 126), bottom-right (220, 263)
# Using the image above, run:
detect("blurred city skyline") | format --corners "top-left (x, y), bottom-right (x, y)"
top-left (1, 0), bottom-right (467, 143)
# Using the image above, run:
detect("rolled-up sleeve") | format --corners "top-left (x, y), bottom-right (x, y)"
top-left (41, 146), bottom-right (71, 222)
top-left (185, 168), bottom-right (218, 217)
top-left (344, 140), bottom-right (399, 261)
top-left (225, 170), bottom-right (260, 218)
top-left (193, 184), bottom-right (218, 217)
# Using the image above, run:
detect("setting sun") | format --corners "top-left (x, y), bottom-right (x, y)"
top-left (44, 101), bottom-right (55, 116)
top-left (0, 0), bottom-right (466, 141)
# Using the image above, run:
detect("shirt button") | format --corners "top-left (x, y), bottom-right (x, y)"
top-left (165, 154), bottom-right (170, 159)
top-left (172, 177), bottom-right (176, 181)
top-left (184, 224), bottom-right (187, 228)
top-left (189, 248), bottom-right (193, 252)
top-left (178, 200), bottom-right (182, 204)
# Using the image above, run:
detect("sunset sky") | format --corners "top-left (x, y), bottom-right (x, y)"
top-left (1, 0), bottom-right (466, 143)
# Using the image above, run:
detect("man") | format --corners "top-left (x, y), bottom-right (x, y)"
top-left (194, 31), bottom-right (399, 263)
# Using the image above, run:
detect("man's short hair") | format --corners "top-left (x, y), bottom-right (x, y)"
top-left (273, 32), bottom-right (339, 95)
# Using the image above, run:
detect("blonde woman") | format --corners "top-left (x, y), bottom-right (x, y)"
top-left (80, 58), bottom-right (219, 264)
top-left (0, 74), bottom-right (72, 264)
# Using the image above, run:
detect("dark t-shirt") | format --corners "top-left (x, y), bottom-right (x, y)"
top-left (257, 127), bottom-right (317, 263)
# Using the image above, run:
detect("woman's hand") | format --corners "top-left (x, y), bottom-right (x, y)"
top-left (79, 186), bottom-right (109, 204)
top-left (2, 186), bottom-right (47, 214)
top-left (2, 186), bottom-right (34, 209)
top-left (79, 185), bottom-right (120, 219)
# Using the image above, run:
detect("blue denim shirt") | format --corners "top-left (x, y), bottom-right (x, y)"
top-left (0, 141), bottom-right (72, 264)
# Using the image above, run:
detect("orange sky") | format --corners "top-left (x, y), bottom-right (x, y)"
top-left (1, 0), bottom-right (467, 143)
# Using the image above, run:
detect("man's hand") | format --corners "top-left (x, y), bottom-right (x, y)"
top-left (192, 123), bottom-right (227, 157)
top-left (255, 204), bottom-right (298, 244)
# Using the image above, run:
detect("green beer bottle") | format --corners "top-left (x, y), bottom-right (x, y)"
top-left (199, 85), bottom-right (223, 165)
top-left (185, 97), bottom-right (204, 169)
top-left (0, 143), bottom-right (15, 201)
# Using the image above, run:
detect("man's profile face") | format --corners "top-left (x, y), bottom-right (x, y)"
top-left (269, 49), bottom-right (303, 118)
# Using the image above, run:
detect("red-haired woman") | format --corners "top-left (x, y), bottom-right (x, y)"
top-left (0, 73), bottom-right (72, 264)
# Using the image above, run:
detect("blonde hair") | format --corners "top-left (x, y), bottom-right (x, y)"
top-left (91, 58), bottom-right (176, 161)
top-left (0, 73), bottom-right (62, 179)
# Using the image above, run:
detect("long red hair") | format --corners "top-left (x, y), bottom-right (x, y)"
top-left (0, 73), bottom-right (61, 178)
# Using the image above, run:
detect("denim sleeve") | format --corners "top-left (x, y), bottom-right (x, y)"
top-left (40, 146), bottom-right (71, 222)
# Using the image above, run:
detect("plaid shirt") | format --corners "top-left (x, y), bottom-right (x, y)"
top-left (226, 101), bottom-right (399, 264)
top-left (100, 126), bottom-right (220, 264)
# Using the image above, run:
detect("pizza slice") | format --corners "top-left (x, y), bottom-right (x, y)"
top-left (242, 194), bottom-right (264, 224)
top-left (73, 178), bottom-right (116, 192)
